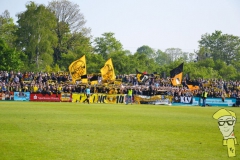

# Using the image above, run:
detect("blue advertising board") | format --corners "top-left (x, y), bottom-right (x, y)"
top-left (14, 92), bottom-right (30, 101)
top-left (192, 97), bottom-right (236, 107)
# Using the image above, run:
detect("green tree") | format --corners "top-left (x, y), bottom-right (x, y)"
top-left (219, 65), bottom-right (237, 80)
top-left (93, 32), bottom-right (123, 60)
top-left (165, 48), bottom-right (184, 62)
top-left (136, 45), bottom-right (156, 59)
top-left (197, 58), bottom-right (215, 69)
top-left (131, 52), bottom-right (157, 74)
top-left (182, 52), bottom-right (190, 62)
top-left (0, 39), bottom-right (25, 71)
top-left (48, 0), bottom-right (91, 64)
top-left (59, 51), bottom-right (77, 71)
top-left (16, 2), bottom-right (58, 71)
top-left (132, 53), bottom-right (148, 72)
top-left (0, 10), bottom-right (17, 48)
top-left (213, 59), bottom-right (226, 71)
top-left (58, 32), bottom-right (93, 71)
top-left (108, 51), bottom-right (130, 74)
top-left (198, 30), bottom-right (240, 65)
top-left (86, 53), bottom-right (105, 74)
top-left (155, 49), bottom-right (171, 65)
top-left (231, 50), bottom-right (240, 72)
top-left (188, 52), bottom-right (197, 62)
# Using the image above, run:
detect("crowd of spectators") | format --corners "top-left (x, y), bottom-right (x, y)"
top-left (1, 70), bottom-right (240, 98)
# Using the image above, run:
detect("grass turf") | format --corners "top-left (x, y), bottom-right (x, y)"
top-left (0, 102), bottom-right (239, 160)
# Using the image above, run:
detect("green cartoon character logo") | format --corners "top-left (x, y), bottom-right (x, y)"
top-left (213, 109), bottom-right (238, 157)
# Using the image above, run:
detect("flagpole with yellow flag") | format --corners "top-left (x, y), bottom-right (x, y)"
top-left (68, 55), bottom-right (87, 83)
top-left (170, 63), bottom-right (184, 86)
top-left (100, 58), bottom-right (116, 83)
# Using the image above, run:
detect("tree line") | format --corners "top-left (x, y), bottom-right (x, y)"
top-left (0, 0), bottom-right (240, 80)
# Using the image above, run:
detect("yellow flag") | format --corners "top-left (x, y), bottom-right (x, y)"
top-left (81, 78), bottom-right (88, 84)
top-left (68, 55), bottom-right (87, 83)
top-left (101, 58), bottom-right (116, 81)
top-left (186, 79), bottom-right (199, 91)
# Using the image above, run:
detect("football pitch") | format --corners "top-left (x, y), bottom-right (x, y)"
top-left (0, 102), bottom-right (239, 160)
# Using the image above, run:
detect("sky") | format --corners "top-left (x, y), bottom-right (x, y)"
top-left (1, 0), bottom-right (240, 54)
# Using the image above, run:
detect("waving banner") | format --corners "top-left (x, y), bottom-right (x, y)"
top-left (186, 79), bottom-right (199, 90)
top-left (170, 63), bottom-right (183, 86)
top-left (101, 58), bottom-right (116, 82)
top-left (136, 69), bottom-right (149, 84)
top-left (69, 55), bottom-right (87, 83)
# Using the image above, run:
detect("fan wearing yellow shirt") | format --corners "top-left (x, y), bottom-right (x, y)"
top-left (33, 84), bottom-right (39, 93)
top-left (56, 84), bottom-right (63, 96)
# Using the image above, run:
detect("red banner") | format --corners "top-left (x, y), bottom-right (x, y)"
top-left (30, 93), bottom-right (61, 102)
top-left (0, 92), bottom-right (14, 101)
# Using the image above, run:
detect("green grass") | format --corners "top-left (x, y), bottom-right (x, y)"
top-left (0, 102), bottom-right (239, 160)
